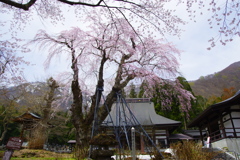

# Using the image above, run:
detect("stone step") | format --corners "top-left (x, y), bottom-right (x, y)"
top-left (203, 148), bottom-right (237, 160)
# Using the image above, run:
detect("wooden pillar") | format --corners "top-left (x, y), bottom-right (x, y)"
top-left (219, 115), bottom-right (226, 138)
top-left (20, 125), bottom-right (25, 138)
top-left (152, 127), bottom-right (156, 145)
top-left (199, 126), bottom-right (204, 146)
top-left (166, 129), bottom-right (170, 148)
top-left (207, 118), bottom-right (211, 140)
top-left (140, 132), bottom-right (144, 154)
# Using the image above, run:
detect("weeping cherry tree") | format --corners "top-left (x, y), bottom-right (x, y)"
top-left (31, 16), bottom-right (194, 158)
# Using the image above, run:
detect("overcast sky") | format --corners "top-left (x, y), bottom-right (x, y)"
top-left (168, 2), bottom-right (240, 81)
top-left (1, 2), bottom-right (239, 82)
top-left (174, 16), bottom-right (240, 81)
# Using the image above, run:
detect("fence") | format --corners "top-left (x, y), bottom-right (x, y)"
top-left (44, 144), bottom-right (74, 153)
top-left (208, 127), bottom-right (240, 142)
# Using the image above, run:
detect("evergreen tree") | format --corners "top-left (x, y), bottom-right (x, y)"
top-left (138, 81), bottom-right (146, 98)
top-left (128, 83), bottom-right (137, 98)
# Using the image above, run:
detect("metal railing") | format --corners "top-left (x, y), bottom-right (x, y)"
top-left (208, 127), bottom-right (240, 142)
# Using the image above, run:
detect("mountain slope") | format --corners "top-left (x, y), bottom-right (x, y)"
top-left (189, 61), bottom-right (240, 98)
top-left (0, 82), bottom-right (70, 111)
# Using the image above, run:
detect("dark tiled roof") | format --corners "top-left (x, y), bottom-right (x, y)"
top-left (188, 90), bottom-right (240, 128)
top-left (169, 133), bottom-right (194, 140)
top-left (13, 111), bottom-right (41, 123)
top-left (102, 99), bottom-right (181, 127)
top-left (124, 98), bottom-right (151, 103)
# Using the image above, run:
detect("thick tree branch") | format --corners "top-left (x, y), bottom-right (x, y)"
top-left (0, 0), bottom-right (143, 11)
top-left (0, 0), bottom-right (106, 9)
top-left (70, 46), bottom-right (83, 122)
top-left (0, 58), bottom-right (9, 76)
top-left (0, 0), bottom-right (37, 10)
top-left (98, 74), bottom-right (134, 122)
top-left (85, 49), bottom-right (108, 125)
top-left (43, 77), bottom-right (59, 121)
top-left (97, 52), bottom-right (135, 122)
top-left (57, 0), bottom-right (106, 7)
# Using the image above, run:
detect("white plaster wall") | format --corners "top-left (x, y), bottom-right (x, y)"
top-left (211, 139), bottom-right (227, 149)
top-left (212, 105), bottom-right (240, 152)
top-left (233, 119), bottom-right (240, 136)
top-left (231, 112), bottom-right (240, 118)
top-left (223, 113), bottom-right (230, 124)
top-left (155, 136), bottom-right (167, 139)
top-left (230, 111), bottom-right (240, 136)
top-left (223, 114), bottom-right (234, 137)
top-left (212, 138), bottom-right (240, 153)
top-left (223, 111), bottom-right (240, 137)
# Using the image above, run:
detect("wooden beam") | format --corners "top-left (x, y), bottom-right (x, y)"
top-left (229, 112), bottom-right (237, 137)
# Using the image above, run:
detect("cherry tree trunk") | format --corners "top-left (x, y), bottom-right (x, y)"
top-left (71, 78), bottom-right (91, 159)
top-left (74, 124), bottom-right (91, 159)
top-left (70, 81), bottom-right (117, 159)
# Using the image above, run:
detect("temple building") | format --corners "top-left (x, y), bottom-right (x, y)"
top-left (188, 90), bottom-right (240, 152)
top-left (101, 98), bottom-right (181, 150)
top-left (13, 111), bottom-right (42, 136)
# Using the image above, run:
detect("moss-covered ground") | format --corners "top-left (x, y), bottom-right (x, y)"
top-left (1, 149), bottom-right (75, 160)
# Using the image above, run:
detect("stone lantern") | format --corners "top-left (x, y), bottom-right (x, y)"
top-left (89, 134), bottom-right (117, 160)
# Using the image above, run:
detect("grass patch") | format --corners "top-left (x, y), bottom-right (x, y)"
top-left (12, 158), bottom-right (75, 160)
top-left (171, 141), bottom-right (219, 160)
top-left (11, 149), bottom-right (75, 160)
top-left (0, 150), bottom-right (4, 158)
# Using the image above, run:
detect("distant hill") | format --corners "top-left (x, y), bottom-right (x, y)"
top-left (2, 62), bottom-right (240, 108)
top-left (0, 82), bottom-right (70, 111)
top-left (189, 61), bottom-right (240, 98)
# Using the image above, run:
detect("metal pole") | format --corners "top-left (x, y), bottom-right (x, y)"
top-left (121, 98), bottom-right (164, 159)
top-left (88, 86), bottom-right (103, 158)
top-left (131, 127), bottom-right (136, 160)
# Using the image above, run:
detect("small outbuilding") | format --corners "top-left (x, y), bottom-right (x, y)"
top-left (13, 111), bottom-right (41, 135)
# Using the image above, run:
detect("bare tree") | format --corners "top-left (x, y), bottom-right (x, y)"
top-left (28, 77), bottom-right (59, 149)
top-left (0, 40), bottom-right (29, 139)
top-left (0, 85), bottom-right (27, 143)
